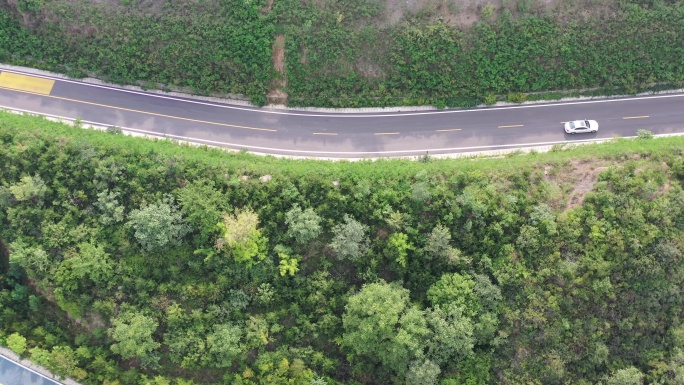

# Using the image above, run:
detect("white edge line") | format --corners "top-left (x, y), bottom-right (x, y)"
top-left (0, 354), bottom-right (65, 385)
top-left (2, 68), bottom-right (684, 118)
top-left (4, 106), bottom-right (682, 156)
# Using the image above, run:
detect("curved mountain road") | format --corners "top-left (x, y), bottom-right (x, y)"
top-left (1, 67), bottom-right (683, 158)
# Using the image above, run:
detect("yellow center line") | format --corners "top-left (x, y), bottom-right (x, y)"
top-left (0, 85), bottom-right (277, 132)
top-left (498, 124), bottom-right (524, 128)
top-left (312, 132), bottom-right (337, 135)
top-left (374, 132), bottom-right (400, 135)
top-left (0, 72), bottom-right (55, 95)
top-left (623, 115), bottom-right (649, 119)
top-left (436, 128), bottom-right (462, 132)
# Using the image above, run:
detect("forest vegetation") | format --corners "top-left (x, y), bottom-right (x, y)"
top-left (0, 0), bottom-right (683, 107)
top-left (1, 112), bottom-right (684, 384)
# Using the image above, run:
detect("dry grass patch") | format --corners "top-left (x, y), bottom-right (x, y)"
top-left (268, 34), bottom-right (288, 105)
top-left (559, 160), bottom-right (611, 210)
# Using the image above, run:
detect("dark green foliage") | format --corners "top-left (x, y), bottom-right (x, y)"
top-left (1, 113), bottom-right (684, 384)
top-left (0, 0), bottom-right (274, 102)
top-left (2, 0), bottom-right (684, 107)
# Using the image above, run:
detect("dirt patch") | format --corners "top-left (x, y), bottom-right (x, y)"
top-left (272, 34), bottom-right (285, 75)
top-left (300, 47), bottom-right (308, 64)
top-left (564, 160), bottom-right (610, 210)
top-left (261, 0), bottom-right (275, 14)
top-left (379, 0), bottom-right (619, 29)
top-left (355, 57), bottom-right (385, 78)
top-left (268, 34), bottom-right (288, 105)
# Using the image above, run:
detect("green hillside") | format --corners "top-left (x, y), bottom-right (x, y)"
top-left (1, 112), bottom-right (684, 384)
top-left (1, 0), bottom-right (683, 107)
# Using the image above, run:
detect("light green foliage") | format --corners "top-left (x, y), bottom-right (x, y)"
top-left (219, 208), bottom-right (259, 246)
top-left (109, 310), bottom-right (160, 366)
top-left (637, 129), bottom-right (654, 139)
top-left (471, 274), bottom-right (502, 344)
top-left (127, 197), bottom-right (189, 252)
top-left (668, 348), bottom-right (684, 384)
top-left (9, 174), bottom-right (47, 202)
top-left (427, 273), bottom-right (501, 347)
top-left (255, 282), bottom-right (275, 305)
top-left (427, 273), bottom-right (478, 314)
top-left (9, 240), bottom-right (51, 277)
top-left (528, 203), bottom-right (557, 236)
top-left (330, 214), bottom-right (369, 260)
top-left (205, 323), bottom-right (242, 368)
top-left (165, 328), bottom-right (205, 369)
top-left (481, 4), bottom-right (495, 19)
top-left (411, 182), bottom-right (431, 204)
top-left (139, 375), bottom-right (171, 385)
top-left (405, 359), bottom-right (441, 385)
top-left (6, 332), bottom-right (27, 355)
top-left (386, 232), bottom-right (413, 268)
top-left (94, 190), bottom-right (125, 226)
top-left (426, 305), bottom-right (474, 366)
top-left (66, 242), bottom-right (114, 285)
top-left (341, 281), bottom-right (430, 376)
top-left (48, 346), bottom-right (80, 379)
top-left (29, 347), bottom-right (52, 368)
top-left (278, 252), bottom-right (300, 277)
top-left (424, 224), bottom-right (451, 259)
top-left (285, 204), bottom-right (322, 245)
top-left (423, 224), bottom-right (467, 265)
top-left (244, 315), bottom-right (271, 349)
top-left (216, 208), bottom-right (267, 265)
top-left (254, 353), bottom-right (315, 385)
top-left (384, 207), bottom-right (406, 230)
top-left (604, 367), bottom-right (644, 385)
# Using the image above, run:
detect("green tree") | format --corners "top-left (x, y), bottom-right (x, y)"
top-left (330, 214), bottom-right (369, 260)
top-left (425, 305), bottom-right (474, 367)
top-left (94, 190), bottom-right (125, 226)
top-left (126, 197), bottom-right (189, 252)
top-left (386, 232), bottom-right (413, 268)
top-left (9, 240), bottom-right (51, 278)
top-left (427, 272), bottom-right (478, 314)
top-left (278, 253), bottom-right (300, 277)
top-left (604, 367), bottom-right (644, 385)
top-left (341, 281), bottom-right (430, 376)
top-left (109, 310), bottom-right (160, 367)
top-left (9, 174), bottom-right (47, 202)
top-left (216, 208), bottom-right (267, 266)
top-left (165, 328), bottom-right (205, 369)
top-left (424, 224), bottom-right (467, 265)
top-left (29, 347), bottom-right (52, 368)
top-left (405, 359), bottom-right (441, 385)
top-left (66, 242), bottom-right (114, 286)
top-left (205, 323), bottom-right (242, 368)
top-left (244, 315), bottom-right (271, 349)
top-left (176, 180), bottom-right (228, 245)
top-left (48, 346), bottom-right (80, 379)
top-left (411, 182), bottom-right (431, 204)
top-left (6, 332), bottom-right (27, 355)
top-left (285, 204), bottom-right (322, 245)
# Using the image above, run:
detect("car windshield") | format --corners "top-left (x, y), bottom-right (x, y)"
top-left (569, 122), bottom-right (576, 129)
top-left (584, 120), bottom-right (590, 127)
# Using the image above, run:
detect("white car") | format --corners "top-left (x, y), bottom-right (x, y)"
top-left (564, 119), bottom-right (598, 134)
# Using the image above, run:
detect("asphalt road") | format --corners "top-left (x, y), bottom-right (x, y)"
top-left (1, 67), bottom-right (683, 158)
top-left (0, 355), bottom-right (61, 385)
